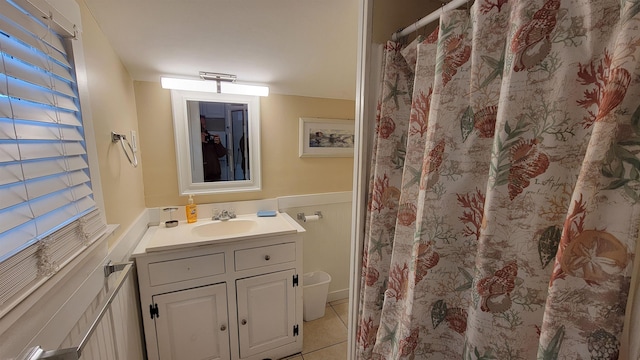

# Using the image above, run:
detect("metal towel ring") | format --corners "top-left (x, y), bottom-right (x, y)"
top-left (111, 132), bottom-right (138, 168)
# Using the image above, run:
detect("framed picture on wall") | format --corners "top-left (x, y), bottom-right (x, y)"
top-left (299, 117), bottom-right (355, 157)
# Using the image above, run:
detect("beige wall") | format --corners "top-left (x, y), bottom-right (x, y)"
top-left (79, 0), bottom-right (355, 241)
top-left (372, 0), bottom-right (441, 44)
top-left (261, 94), bottom-right (355, 198)
top-left (78, 0), bottom-right (146, 246)
top-left (135, 81), bottom-right (355, 208)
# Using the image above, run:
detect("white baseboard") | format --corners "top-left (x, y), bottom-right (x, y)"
top-left (327, 288), bottom-right (349, 303)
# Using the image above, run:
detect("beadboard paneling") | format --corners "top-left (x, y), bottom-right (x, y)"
top-left (279, 192), bottom-right (352, 302)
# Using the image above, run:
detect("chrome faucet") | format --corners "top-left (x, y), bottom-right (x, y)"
top-left (213, 209), bottom-right (236, 221)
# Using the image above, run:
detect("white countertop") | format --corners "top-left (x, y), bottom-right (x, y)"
top-left (133, 212), bottom-right (305, 255)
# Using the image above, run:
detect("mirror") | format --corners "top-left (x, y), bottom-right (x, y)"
top-left (170, 89), bottom-right (261, 195)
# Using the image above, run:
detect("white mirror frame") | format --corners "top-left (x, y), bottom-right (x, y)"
top-left (170, 89), bottom-right (261, 195)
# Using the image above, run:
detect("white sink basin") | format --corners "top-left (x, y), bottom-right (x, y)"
top-left (192, 219), bottom-right (258, 237)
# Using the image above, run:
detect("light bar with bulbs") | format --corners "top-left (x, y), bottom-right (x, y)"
top-left (161, 73), bottom-right (269, 97)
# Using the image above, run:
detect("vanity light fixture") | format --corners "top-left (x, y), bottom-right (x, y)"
top-left (161, 72), bottom-right (269, 97)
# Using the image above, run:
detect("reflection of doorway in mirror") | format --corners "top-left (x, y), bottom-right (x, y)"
top-left (199, 103), bottom-right (228, 181)
top-left (231, 109), bottom-right (249, 180)
top-left (195, 101), bottom-right (249, 182)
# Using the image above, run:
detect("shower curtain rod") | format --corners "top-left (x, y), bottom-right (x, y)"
top-left (391, 0), bottom-right (472, 41)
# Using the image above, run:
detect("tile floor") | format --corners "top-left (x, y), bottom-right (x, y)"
top-left (282, 298), bottom-right (349, 360)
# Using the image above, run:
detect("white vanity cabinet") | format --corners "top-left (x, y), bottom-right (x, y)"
top-left (236, 269), bottom-right (297, 358)
top-left (133, 225), bottom-right (304, 360)
top-left (154, 283), bottom-right (230, 360)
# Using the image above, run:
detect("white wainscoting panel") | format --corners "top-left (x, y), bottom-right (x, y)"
top-left (58, 271), bottom-right (143, 360)
top-left (278, 192), bottom-right (352, 302)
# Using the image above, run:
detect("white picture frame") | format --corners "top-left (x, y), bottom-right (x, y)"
top-left (298, 117), bottom-right (355, 157)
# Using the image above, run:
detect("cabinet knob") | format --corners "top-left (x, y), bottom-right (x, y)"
top-left (220, 324), bottom-right (227, 331)
top-left (264, 255), bottom-right (271, 261)
top-left (241, 319), bottom-right (247, 325)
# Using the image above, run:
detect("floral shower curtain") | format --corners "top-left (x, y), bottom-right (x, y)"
top-left (357, 1), bottom-right (640, 359)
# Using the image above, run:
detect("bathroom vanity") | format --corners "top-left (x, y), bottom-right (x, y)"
top-left (132, 212), bottom-right (305, 360)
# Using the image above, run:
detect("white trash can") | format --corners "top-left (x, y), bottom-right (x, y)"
top-left (303, 271), bottom-right (332, 321)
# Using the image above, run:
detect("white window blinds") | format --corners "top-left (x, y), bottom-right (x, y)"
top-left (0, 0), bottom-right (106, 308)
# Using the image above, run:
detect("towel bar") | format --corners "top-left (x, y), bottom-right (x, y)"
top-left (111, 132), bottom-right (138, 168)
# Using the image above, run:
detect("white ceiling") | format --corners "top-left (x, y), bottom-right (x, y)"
top-left (82, 0), bottom-right (360, 100)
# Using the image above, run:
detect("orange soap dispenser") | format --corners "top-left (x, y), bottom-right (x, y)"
top-left (186, 195), bottom-right (197, 223)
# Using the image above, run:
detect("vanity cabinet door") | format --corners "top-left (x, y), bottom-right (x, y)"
top-left (154, 283), bottom-right (230, 360)
top-left (236, 269), bottom-right (298, 358)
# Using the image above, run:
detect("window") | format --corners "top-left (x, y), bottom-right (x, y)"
top-left (0, 0), bottom-right (105, 310)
